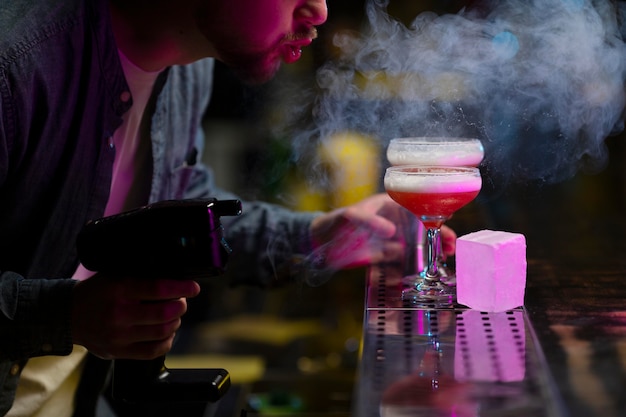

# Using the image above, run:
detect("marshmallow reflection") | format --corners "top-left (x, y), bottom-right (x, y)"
top-left (455, 310), bottom-right (526, 382)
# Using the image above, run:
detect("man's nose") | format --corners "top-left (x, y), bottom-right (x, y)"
top-left (298, 0), bottom-right (328, 26)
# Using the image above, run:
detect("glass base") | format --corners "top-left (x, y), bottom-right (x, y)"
top-left (438, 268), bottom-right (456, 287)
top-left (401, 274), bottom-right (456, 306)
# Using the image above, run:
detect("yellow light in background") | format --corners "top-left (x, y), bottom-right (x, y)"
top-left (319, 131), bottom-right (382, 208)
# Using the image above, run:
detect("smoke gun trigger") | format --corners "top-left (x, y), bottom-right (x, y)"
top-left (220, 229), bottom-right (233, 255)
top-left (208, 199), bottom-right (242, 218)
top-left (207, 200), bottom-right (240, 259)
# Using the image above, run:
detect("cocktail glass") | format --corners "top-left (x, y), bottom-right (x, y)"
top-left (386, 137), bottom-right (484, 286)
top-left (384, 166), bottom-right (482, 303)
top-left (386, 137), bottom-right (484, 168)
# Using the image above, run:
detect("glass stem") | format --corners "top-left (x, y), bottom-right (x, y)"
top-left (425, 227), bottom-right (441, 281)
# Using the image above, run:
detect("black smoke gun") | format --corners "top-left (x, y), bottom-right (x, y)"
top-left (76, 198), bottom-right (242, 405)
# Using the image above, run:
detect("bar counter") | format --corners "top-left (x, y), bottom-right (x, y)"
top-left (354, 265), bottom-right (555, 416)
top-left (352, 136), bottom-right (626, 416)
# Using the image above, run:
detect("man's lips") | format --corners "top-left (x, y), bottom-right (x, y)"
top-left (281, 28), bottom-right (318, 64)
top-left (281, 40), bottom-right (311, 64)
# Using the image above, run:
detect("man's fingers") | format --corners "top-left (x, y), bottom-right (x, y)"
top-left (123, 298), bottom-right (188, 326)
top-left (118, 336), bottom-right (177, 360)
top-left (125, 319), bottom-right (182, 345)
top-left (343, 206), bottom-right (397, 239)
top-left (440, 224), bottom-right (457, 256)
top-left (123, 279), bottom-right (201, 301)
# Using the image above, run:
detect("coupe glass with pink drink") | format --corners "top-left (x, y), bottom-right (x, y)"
top-left (384, 166), bottom-right (482, 302)
top-left (387, 137), bottom-right (484, 287)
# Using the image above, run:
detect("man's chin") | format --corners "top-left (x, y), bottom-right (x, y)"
top-left (236, 66), bottom-right (281, 85)
top-left (227, 57), bottom-right (282, 85)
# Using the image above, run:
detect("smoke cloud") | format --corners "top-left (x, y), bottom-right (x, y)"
top-left (280, 0), bottom-right (626, 191)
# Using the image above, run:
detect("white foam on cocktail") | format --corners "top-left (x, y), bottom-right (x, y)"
top-left (387, 138), bottom-right (484, 167)
top-left (384, 172), bottom-right (482, 194)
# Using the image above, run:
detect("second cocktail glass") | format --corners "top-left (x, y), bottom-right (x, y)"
top-left (384, 166), bottom-right (482, 303)
top-left (387, 137), bottom-right (484, 168)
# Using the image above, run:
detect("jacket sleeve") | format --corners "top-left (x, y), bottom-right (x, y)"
top-left (0, 271), bottom-right (76, 361)
top-left (0, 272), bottom-right (76, 417)
top-left (183, 157), bottom-right (322, 288)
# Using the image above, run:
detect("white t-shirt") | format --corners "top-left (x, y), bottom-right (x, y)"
top-left (7, 51), bottom-right (161, 417)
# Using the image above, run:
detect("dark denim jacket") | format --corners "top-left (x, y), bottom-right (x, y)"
top-left (0, 0), bottom-right (316, 413)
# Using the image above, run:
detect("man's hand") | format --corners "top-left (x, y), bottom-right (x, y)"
top-left (71, 273), bottom-right (200, 360)
top-left (310, 193), bottom-right (457, 271)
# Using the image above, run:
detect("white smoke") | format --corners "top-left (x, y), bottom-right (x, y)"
top-left (282, 0), bottom-right (626, 190)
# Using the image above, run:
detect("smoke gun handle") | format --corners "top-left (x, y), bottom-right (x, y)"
top-left (76, 199), bottom-right (241, 405)
top-left (112, 358), bottom-right (230, 404)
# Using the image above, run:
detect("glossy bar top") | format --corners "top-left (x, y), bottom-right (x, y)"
top-left (353, 264), bottom-right (564, 417)
top-left (353, 137), bottom-right (626, 416)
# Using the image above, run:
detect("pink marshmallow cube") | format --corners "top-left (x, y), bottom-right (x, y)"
top-left (456, 230), bottom-right (527, 312)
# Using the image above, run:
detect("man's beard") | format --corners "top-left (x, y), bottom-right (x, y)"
top-left (219, 28), bottom-right (317, 85)
top-left (225, 50), bottom-right (282, 85)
